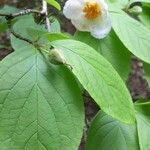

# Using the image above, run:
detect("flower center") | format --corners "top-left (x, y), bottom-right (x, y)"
top-left (83, 2), bottom-right (102, 20)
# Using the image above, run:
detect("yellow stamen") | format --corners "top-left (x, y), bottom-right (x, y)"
top-left (83, 2), bottom-right (102, 20)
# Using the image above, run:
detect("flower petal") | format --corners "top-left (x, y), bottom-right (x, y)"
top-left (63, 0), bottom-right (83, 19)
top-left (90, 15), bottom-right (112, 39)
top-left (71, 16), bottom-right (92, 31)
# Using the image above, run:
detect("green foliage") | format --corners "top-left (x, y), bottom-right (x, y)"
top-left (45, 33), bottom-right (69, 42)
top-left (0, 36), bottom-right (84, 150)
top-left (74, 30), bottom-right (131, 81)
top-left (46, 0), bottom-right (61, 10)
top-left (0, 5), bottom-right (19, 14)
top-left (50, 18), bottom-right (61, 33)
top-left (51, 39), bottom-right (135, 124)
top-left (106, 0), bottom-right (128, 8)
top-left (135, 102), bottom-right (150, 150)
top-left (12, 15), bottom-right (46, 41)
top-left (86, 111), bottom-right (140, 150)
top-left (139, 4), bottom-right (150, 29)
top-left (86, 101), bottom-right (150, 150)
top-left (0, 5), bottom-right (19, 33)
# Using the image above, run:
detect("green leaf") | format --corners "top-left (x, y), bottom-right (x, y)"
top-left (12, 15), bottom-right (60, 42)
top-left (139, 5), bottom-right (150, 29)
top-left (0, 5), bottom-right (19, 33)
top-left (111, 9), bottom-right (150, 64)
top-left (45, 33), bottom-right (69, 42)
top-left (13, 15), bottom-right (46, 41)
top-left (0, 17), bottom-right (7, 33)
top-left (86, 111), bottom-right (139, 150)
top-left (0, 5), bottom-right (19, 14)
top-left (26, 28), bottom-right (47, 41)
top-left (51, 39), bottom-right (135, 124)
top-left (51, 18), bottom-right (61, 33)
top-left (46, 0), bottom-right (61, 10)
top-left (106, 0), bottom-right (128, 8)
top-left (74, 30), bottom-right (131, 81)
top-left (0, 37), bottom-right (84, 150)
top-left (135, 101), bottom-right (150, 150)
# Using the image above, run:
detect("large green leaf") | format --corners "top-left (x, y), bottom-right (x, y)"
top-left (86, 111), bottom-right (139, 150)
top-left (135, 101), bottom-right (150, 150)
top-left (74, 30), bottom-right (131, 81)
top-left (51, 39), bottom-right (135, 124)
top-left (111, 9), bottom-right (150, 64)
top-left (0, 37), bottom-right (84, 150)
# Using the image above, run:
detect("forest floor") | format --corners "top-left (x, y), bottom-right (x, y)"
top-left (0, 1), bottom-right (150, 149)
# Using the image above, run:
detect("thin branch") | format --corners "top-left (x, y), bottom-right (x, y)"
top-left (0, 9), bottom-right (41, 19)
top-left (13, 9), bottom-right (41, 17)
top-left (41, 0), bottom-right (51, 32)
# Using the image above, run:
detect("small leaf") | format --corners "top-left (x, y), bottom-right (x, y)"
top-left (135, 101), bottom-right (150, 150)
top-left (50, 18), bottom-right (61, 33)
top-left (86, 111), bottom-right (140, 150)
top-left (46, 0), bottom-right (61, 10)
top-left (51, 39), bottom-right (135, 124)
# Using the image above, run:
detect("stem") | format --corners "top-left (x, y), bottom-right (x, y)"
top-left (42, 0), bottom-right (51, 32)
top-left (40, 47), bottom-right (50, 54)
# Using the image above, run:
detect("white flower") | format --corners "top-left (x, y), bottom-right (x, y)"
top-left (63, 0), bottom-right (111, 39)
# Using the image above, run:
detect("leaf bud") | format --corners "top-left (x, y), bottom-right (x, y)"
top-left (49, 48), bottom-right (66, 65)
